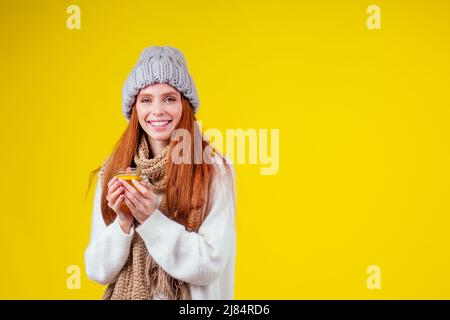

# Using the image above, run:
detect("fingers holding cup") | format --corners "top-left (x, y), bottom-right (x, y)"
top-left (120, 178), bottom-right (142, 208)
top-left (131, 179), bottom-right (153, 199)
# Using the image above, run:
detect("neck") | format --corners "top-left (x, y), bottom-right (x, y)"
top-left (147, 135), bottom-right (169, 158)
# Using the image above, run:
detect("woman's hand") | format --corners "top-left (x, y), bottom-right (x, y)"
top-left (119, 175), bottom-right (158, 224)
top-left (106, 175), bottom-right (134, 234)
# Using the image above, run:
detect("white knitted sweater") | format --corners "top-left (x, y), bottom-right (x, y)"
top-left (84, 162), bottom-right (236, 300)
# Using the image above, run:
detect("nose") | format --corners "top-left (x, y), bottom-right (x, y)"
top-left (151, 103), bottom-right (165, 116)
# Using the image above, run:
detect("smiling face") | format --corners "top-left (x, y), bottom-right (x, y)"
top-left (135, 83), bottom-right (183, 143)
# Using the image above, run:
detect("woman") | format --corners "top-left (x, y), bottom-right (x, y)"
top-left (84, 46), bottom-right (236, 300)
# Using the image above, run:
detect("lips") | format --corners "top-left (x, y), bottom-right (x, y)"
top-left (148, 119), bottom-right (172, 128)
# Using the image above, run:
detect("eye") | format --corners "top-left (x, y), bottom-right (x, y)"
top-left (165, 96), bottom-right (176, 102)
top-left (140, 98), bottom-right (150, 103)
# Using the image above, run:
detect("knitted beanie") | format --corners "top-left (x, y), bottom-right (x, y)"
top-left (122, 45), bottom-right (200, 120)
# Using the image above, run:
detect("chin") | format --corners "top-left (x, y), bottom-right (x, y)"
top-left (148, 132), bottom-right (172, 141)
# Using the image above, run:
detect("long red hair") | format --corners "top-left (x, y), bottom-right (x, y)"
top-left (86, 95), bottom-right (233, 230)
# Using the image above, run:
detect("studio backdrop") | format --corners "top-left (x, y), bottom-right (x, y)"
top-left (0, 0), bottom-right (449, 299)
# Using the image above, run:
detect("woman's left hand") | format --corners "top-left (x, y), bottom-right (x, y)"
top-left (119, 178), bottom-right (157, 224)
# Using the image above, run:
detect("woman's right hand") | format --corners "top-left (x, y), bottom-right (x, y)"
top-left (107, 174), bottom-right (134, 234)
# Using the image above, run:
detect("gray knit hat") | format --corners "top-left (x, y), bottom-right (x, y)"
top-left (122, 45), bottom-right (199, 120)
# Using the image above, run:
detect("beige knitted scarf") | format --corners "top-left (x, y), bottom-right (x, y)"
top-left (102, 135), bottom-right (200, 300)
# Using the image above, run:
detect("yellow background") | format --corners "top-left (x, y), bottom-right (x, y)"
top-left (0, 0), bottom-right (449, 299)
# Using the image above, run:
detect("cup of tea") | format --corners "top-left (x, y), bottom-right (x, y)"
top-left (115, 168), bottom-right (148, 188)
top-left (115, 168), bottom-right (148, 214)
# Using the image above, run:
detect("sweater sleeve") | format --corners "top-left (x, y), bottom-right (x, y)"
top-left (135, 161), bottom-right (237, 286)
top-left (84, 169), bottom-right (135, 285)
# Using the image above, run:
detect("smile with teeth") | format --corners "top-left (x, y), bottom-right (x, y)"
top-left (148, 120), bottom-right (172, 128)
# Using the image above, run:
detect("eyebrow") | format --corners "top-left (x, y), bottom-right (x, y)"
top-left (137, 91), bottom-right (179, 98)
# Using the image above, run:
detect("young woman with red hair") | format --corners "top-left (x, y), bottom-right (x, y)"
top-left (84, 46), bottom-right (236, 300)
